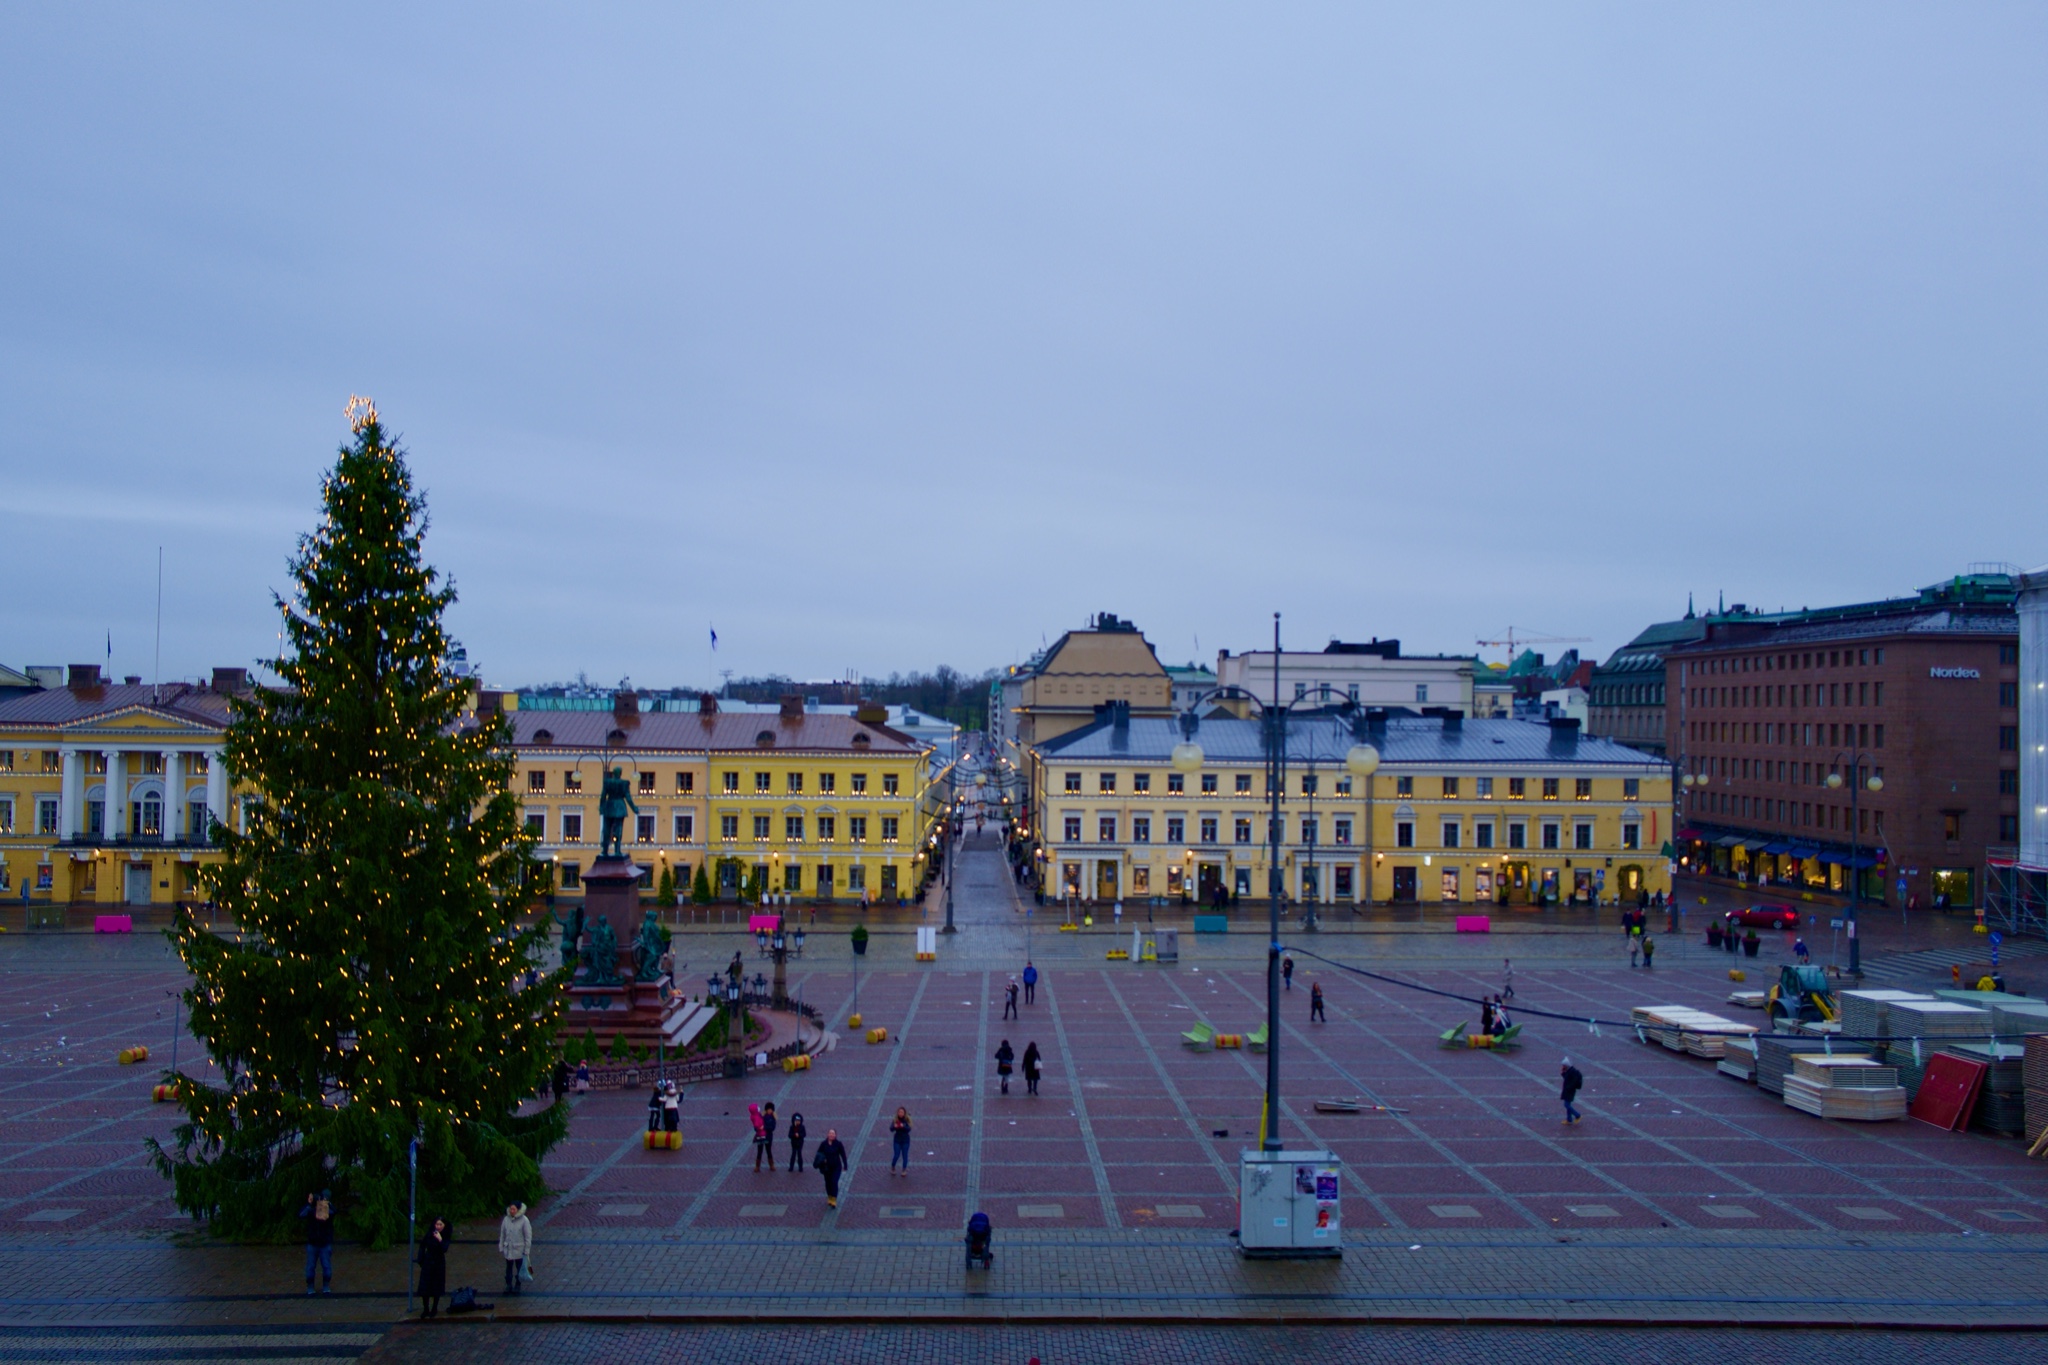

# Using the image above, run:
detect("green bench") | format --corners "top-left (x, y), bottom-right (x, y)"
top-left (1181, 1021), bottom-right (1216, 1050)
top-left (1246, 1022), bottom-right (1270, 1053)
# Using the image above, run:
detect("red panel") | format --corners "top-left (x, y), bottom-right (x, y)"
top-left (1908, 1053), bottom-right (1988, 1132)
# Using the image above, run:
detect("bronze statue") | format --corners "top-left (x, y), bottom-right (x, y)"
top-left (632, 909), bottom-right (667, 983)
top-left (583, 914), bottom-right (622, 986)
top-left (598, 767), bottom-right (638, 858)
top-left (550, 904), bottom-right (585, 970)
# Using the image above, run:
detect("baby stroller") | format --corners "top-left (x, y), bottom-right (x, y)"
top-left (964, 1210), bottom-right (993, 1269)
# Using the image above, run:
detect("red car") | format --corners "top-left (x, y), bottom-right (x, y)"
top-left (1724, 904), bottom-right (1800, 930)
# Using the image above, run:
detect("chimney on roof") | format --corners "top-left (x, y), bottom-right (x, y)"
top-left (698, 693), bottom-right (719, 716)
top-left (779, 694), bottom-right (805, 720)
top-left (1547, 716), bottom-right (1581, 745)
top-left (613, 689), bottom-right (639, 721)
top-left (123, 675), bottom-right (141, 686)
top-left (1112, 699), bottom-right (1130, 730)
top-left (1441, 713), bottom-right (1462, 733)
top-left (67, 664), bottom-right (102, 689)
top-left (210, 667), bottom-right (247, 693)
top-left (854, 698), bottom-right (887, 725)
top-left (477, 689), bottom-right (506, 716)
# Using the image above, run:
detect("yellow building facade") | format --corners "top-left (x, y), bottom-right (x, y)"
top-left (507, 700), bottom-right (939, 904)
top-left (1029, 711), bottom-right (1671, 908)
top-left (0, 666), bottom-right (244, 909)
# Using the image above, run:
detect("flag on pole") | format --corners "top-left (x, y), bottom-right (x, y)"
top-left (710, 627), bottom-right (718, 649)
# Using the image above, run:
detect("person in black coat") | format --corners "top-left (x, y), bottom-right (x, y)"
top-left (786, 1111), bottom-right (808, 1172)
top-left (813, 1128), bottom-right (849, 1208)
top-left (1560, 1059), bottom-right (1584, 1125)
top-left (415, 1217), bottom-right (450, 1318)
top-left (994, 1039), bottom-right (1015, 1095)
top-left (755, 1101), bottom-right (778, 1172)
top-left (1020, 1041), bottom-right (1042, 1097)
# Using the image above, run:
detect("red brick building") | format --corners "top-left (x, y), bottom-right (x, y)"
top-left (1665, 574), bottom-right (2020, 909)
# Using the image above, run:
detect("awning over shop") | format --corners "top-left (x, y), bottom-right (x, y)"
top-left (1761, 842), bottom-right (1792, 855)
top-left (1789, 845), bottom-right (1821, 860)
top-left (1840, 854), bottom-right (1880, 869)
top-left (1676, 828), bottom-right (1704, 842)
top-left (1714, 835), bottom-right (1745, 849)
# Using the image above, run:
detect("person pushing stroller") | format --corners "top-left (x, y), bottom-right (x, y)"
top-left (965, 1210), bottom-right (994, 1268)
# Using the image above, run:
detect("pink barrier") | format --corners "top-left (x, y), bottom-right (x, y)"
top-left (748, 914), bottom-right (781, 934)
top-left (1453, 915), bottom-right (1490, 934)
top-left (94, 914), bottom-right (134, 934)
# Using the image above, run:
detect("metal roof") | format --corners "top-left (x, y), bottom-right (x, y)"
top-left (506, 709), bottom-right (927, 755)
top-left (0, 682), bottom-right (235, 731)
top-left (1038, 715), bottom-right (1665, 768)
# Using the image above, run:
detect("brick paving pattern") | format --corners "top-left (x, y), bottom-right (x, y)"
top-left (2, 836), bottom-right (2047, 1335)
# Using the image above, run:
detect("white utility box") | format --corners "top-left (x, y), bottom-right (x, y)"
top-left (1237, 1148), bottom-right (1341, 1258)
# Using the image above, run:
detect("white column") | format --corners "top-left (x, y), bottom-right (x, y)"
top-left (165, 750), bottom-right (183, 843)
top-left (103, 749), bottom-right (123, 841)
top-left (205, 752), bottom-right (227, 845)
top-left (58, 748), bottom-right (79, 840)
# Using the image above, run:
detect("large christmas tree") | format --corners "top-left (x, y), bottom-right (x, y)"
top-left (150, 401), bottom-right (566, 1247)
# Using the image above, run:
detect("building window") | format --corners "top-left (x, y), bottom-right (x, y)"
top-left (1476, 777), bottom-right (1493, 798)
top-left (723, 771), bottom-right (740, 793)
top-left (851, 773), bottom-right (868, 793)
top-left (1943, 813), bottom-right (1962, 841)
top-left (847, 864), bottom-right (867, 892)
top-left (720, 814), bottom-right (739, 840)
top-left (1099, 773), bottom-right (1117, 793)
top-left (1441, 821), bottom-right (1460, 849)
top-left (1167, 773), bottom-right (1185, 794)
top-left (1335, 776), bottom-right (1352, 795)
top-left (817, 772), bottom-right (834, 793)
top-left (1574, 778), bottom-right (1592, 800)
top-left (1301, 818), bottom-right (1319, 845)
top-left (1167, 816), bottom-right (1185, 843)
top-left (638, 772), bottom-right (656, 794)
top-left (1133, 816), bottom-right (1151, 843)
top-left (1302, 774), bottom-right (1318, 796)
top-left (1508, 778), bottom-right (1525, 800)
top-left (38, 797), bottom-right (59, 835)
top-left (527, 770), bottom-right (547, 793)
top-left (785, 815), bottom-right (804, 841)
top-left (677, 772), bottom-right (695, 793)
top-left (1622, 823), bottom-right (1640, 850)
top-left (43, 751), bottom-right (62, 773)
top-left (1541, 823), bottom-right (1560, 850)
top-left (1574, 823), bottom-right (1594, 850)
top-left (880, 816), bottom-right (900, 841)
top-left (1232, 774), bottom-right (1249, 794)
top-left (1295, 682), bottom-right (1308, 701)
top-left (755, 772), bottom-right (772, 792)
top-left (1543, 779), bottom-right (1561, 801)
top-left (1133, 773), bottom-right (1151, 793)
top-left (1347, 684), bottom-right (1360, 703)
top-left (753, 814), bottom-right (772, 840)
top-left (559, 863), bottom-right (581, 890)
top-left (849, 816), bottom-right (868, 841)
top-left (563, 771), bottom-right (583, 794)
top-left (2000, 726), bottom-right (2019, 751)
top-left (816, 815), bottom-right (834, 842)
top-left (1396, 821), bottom-right (1414, 848)
top-left (784, 864), bottom-right (802, 893)
top-left (1508, 822), bottom-right (1527, 849)
top-left (2000, 643), bottom-right (2018, 664)
top-left (882, 774), bottom-right (900, 795)
top-left (1474, 822), bottom-right (1493, 849)
top-left (633, 813), bottom-right (653, 842)
top-left (1623, 778), bottom-right (1639, 801)
top-left (675, 812), bottom-right (695, 842)
top-left (787, 772), bottom-right (804, 794)
top-left (2001, 770), bottom-right (2020, 795)
top-left (1098, 816), bottom-right (1117, 842)
top-left (1396, 776), bottom-right (1414, 797)
top-left (1334, 818), bottom-right (1352, 845)
top-left (1415, 684), bottom-right (1428, 703)
top-left (1063, 817), bottom-right (1083, 842)
top-left (1441, 777), bottom-right (1459, 797)
top-left (2001, 814), bottom-right (2020, 841)
top-left (561, 811), bottom-right (584, 842)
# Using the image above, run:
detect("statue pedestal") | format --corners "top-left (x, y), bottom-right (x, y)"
top-left (582, 856), bottom-right (646, 946)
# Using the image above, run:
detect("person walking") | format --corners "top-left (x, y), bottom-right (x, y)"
top-left (994, 1039), bottom-right (1015, 1095)
top-left (1282, 955), bottom-right (1294, 991)
top-left (1481, 995), bottom-right (1497, 1034)
top-left (1559, 1059), bottom-right (1584, 1126)
top-left (647, 1084), bottom-right (664, 1134)
top-left (1310, 981), bottom-right (1325, 1022)
top-left (889, 1107), bottom-right (913, 1174)
top-left (786, 1111), bottom-right (808, 1172)
top-left (1501, 958), bottom-right (1515, 1001)
top-left (1021, 1041), bottom-right (1042, 1096)
top-left (299, 1189), bottom-right (335, 1295)
top-left (1021, 962), bottom-right (1038, 1005)
top-left (814, 1128), bottom-right (849, 1208)
top-left (661, 1080), bottom-right (681, 1133)
top-left (1628, 934), bottom-right (1640, 969)
top-left (1794, 936), bottom-right (1810, 964)
top-left (498, 1202), bottom-right (532, 1295)
top-left (755, 1101), bottom-right (778, 1172)
top-left (1641, 934), bottom-right (1655, 970)
top-left (1003, 979), bottom-right (1019, 1020)
top-left (415, 1216), bottom-right (449, 1318)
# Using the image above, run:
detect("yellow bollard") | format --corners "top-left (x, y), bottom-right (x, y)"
top-left (867, 1026), bottom-right (889, 1044)
top-left (1729, 969), bottom-right (1746, 982)
top-left (847, 1013), bottom-right (863, 1030)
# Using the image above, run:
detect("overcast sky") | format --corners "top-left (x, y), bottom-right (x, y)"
top-left (3, 5), bottom-right (2043, 690)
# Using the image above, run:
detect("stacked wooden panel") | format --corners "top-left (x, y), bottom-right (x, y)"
top-left (1718, 1035), bottom-right (1759, 1083)
top-left (1946, 1042), bottom-right (2026, 1135)
top-left (1837, 990), bottom-right (1937, 1047)
top-left (1630, 1005), bottom-right (1758, 1059)
top-left (1782, 1055), bottom-right (1908, 1121)
top-left (1755, 1035), bottom-right (1871, 1096)
top-left (2024, 1035), bottom-right (2048, 1145)
top-left (1882, 999), bottom-right (1992, 1098)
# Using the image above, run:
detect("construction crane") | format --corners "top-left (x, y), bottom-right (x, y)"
top-left (1476, 628), bottom-right (1591, 667)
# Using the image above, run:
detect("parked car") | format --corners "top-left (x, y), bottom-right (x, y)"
top-left (1724, 904), bottom-right (1799, 929)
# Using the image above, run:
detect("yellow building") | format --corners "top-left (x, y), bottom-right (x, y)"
top-left (0, 665), bottom-right (244, 909)
top-left (507, 697), bottom-right (939, 904)
top-left (1028, 709), bottom-right (1671, 908)
top-left (1009, 614), bottom-right (1173, 747)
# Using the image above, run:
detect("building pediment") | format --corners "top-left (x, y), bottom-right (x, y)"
top-left (63, 706), bottom-right (223, 739)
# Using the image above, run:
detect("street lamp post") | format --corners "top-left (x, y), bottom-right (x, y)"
top-left (1826, 754), bottom-right (1884, 977)
top-left (722, 976), bottom-right (745, 1079)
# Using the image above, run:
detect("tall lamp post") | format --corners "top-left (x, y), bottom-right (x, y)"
top-left (1679, 766), bottom-right (1710, 925)
top-left (1826, 753), bottom-right (1883, 977)
top-left (1172, 614), bottom-right (1380, 1159)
